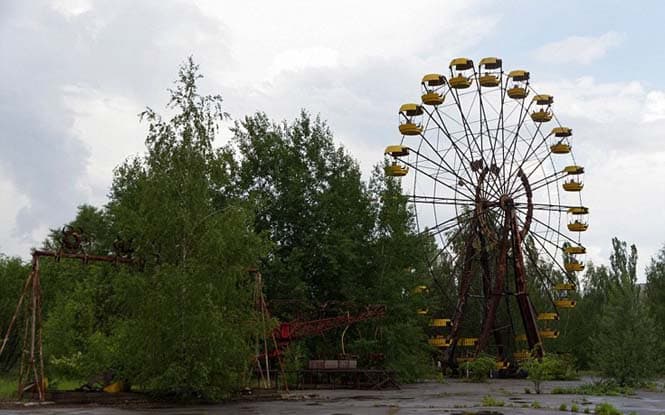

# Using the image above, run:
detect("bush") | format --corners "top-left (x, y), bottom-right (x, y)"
top-left (522, 354), bottom-right (573, 394)
top-left (571, 404), bottom-right (579, 412)
top-left (481, 395), bottom-right (504, 407)
top-left (465, 355), bottom-right (496, 382)
top-left (560, 404), bottom-right (568, 411)
top-left (594, 402), bottom-right (622, 415)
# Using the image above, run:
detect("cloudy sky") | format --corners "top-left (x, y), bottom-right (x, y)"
top-left (1, 0), bottom-right (664, 278)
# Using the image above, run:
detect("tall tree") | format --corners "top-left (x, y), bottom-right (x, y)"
top-left (645, 244), bottom-right (665, 373)
top-left (591, 238), bottom-right (656, 385)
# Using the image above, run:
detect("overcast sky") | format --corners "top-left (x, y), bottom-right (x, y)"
top-left (1, 0), bottom-right (664, 279)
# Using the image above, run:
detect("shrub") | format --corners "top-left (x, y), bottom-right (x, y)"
top-left (481, 395), bottom-right (505, 407)
top-left (560, 404), bottom-right (568, 411)
top-left (465, 355), bottom-right (497, 382)
top-left (571, 404), bottom-right (579, 412)
top-left (594, 402), bottom-right (622, 415)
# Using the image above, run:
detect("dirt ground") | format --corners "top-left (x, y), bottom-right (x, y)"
top-left (1, 378), bottom-right (663, 415)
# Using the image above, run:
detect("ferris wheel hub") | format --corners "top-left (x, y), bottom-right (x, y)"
top-left (499, 194), bottom-right (514, 210)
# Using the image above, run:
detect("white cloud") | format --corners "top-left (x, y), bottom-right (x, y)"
top-left (534, 32), bottom-right (624, 65)
top-left (643, 91), bottom-right (665, 122)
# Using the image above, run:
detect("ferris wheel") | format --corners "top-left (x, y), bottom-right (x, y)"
top-left (384, 57), bottom-right (588, 367)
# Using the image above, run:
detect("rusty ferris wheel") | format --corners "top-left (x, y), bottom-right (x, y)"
top-left (384, 57), bottom-right (588, 368)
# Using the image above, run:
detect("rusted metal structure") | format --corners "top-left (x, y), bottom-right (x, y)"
top-left (385, 57), bottom-right (588, 369)
top-left (0, 227), bottom-right (136, 401)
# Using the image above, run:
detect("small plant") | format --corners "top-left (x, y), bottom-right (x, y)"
top-left (466, 355), bottom-right (498, 382)
top-left (571, 404), bottom-right (579, 412)
top-left (531, 401), bottom-right (542, 409)
top-left (594, 402), bottom-right (622, 415)
top-left (583, 408), bottom-right (590, 414)
top-left (481, 395), bottom-right (505, 407)
top-left (524, 387), bottom-right (532, 394)
top-left (560, 404), bottom-right (568, 411)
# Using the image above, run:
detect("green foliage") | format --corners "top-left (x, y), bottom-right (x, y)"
top-left (591, 239), bottom-right (657, 386)
top-left (560, 403), bottom-right (568, 411)
top-left (464, 355), bottom-right (496, 382)
top-left (531, 401), bottom-right (542, 408)
top-left (522, 354), bottom-right (572, 394)
top-left (594, 402), bottom-right (622, 415)
top-left (551, 380), bottom-right (635, 396)
top-left (481, 395), bottom-right (504, 407)
top-left (571, 404), bottom-right (579, 412)
top-left (645, 244), bottom-right (665, 373)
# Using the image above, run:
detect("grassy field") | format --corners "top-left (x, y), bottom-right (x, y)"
top-left (0, 376), bottom-right (83, 400)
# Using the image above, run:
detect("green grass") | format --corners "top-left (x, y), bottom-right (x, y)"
top-left (1, 376), bottom-right (84, 400)
top-left (571, 404), bottom-right (580, 412)
top-left (559, 403), bottom-right (568, 411)
top-left (551, 381), bottom-right (635, 396)
top-left (594, 402), bottom-right (622, 415)
top-left (481, 395), bottom-right (505, 407)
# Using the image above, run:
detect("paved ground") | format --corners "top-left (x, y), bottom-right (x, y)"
top-left (1, 379), bottom-right (664, 415)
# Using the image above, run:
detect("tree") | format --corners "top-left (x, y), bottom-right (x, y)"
top-left (591, 238), bottom-right (657, 386)
top-left (41, 58), bottom-right (269, 398)
top-left (645, 244), bottom-right (665, 373)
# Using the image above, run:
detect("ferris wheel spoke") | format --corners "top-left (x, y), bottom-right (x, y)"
top-left (401, 155), bottom-right (478, 202)
top-left (425, 107), bottom-right (479, 185)
top-left (409, 195), bottom-right (476, 206)
top-left (513, 171), bottom-right (567, 199)
top-left (415, 135), bottom-right (479, 191)
top-left (447, 81), bottom-right (486, 164)
top-left (522, 240), bottom-right (562, 309)
top-left (427, 211), bottom-right (478, 239)
top-left (502, 99), bottom-right (535, 194)
top-left (515, 206), bottom-right (580, 246)
top-left (505, 121), bottom-right (548, 194)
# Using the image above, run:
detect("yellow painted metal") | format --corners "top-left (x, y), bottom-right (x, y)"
top-left (413, 285), bottom-right (429, 294)
top-left (449, 75), bottom-right (472, 89)
top-left (563, 165), bottom-right (584, 175)
top-left (430, 318), bottom-right (451, 327)
top-left (552, 127), bottom-right (573, 137)
top-left (513, 350), bottom-right (530, 361)
top-left (568, 222), bottom-right (588, 232)
top-left (384, 145), bottom-right (409, 157)
top-left (449, 57), bottom-right (474, 70)
top-left (428, 336), bottom-right (451, 347)
top-left (421, 91), bottom-right (444, 105)
top-left (564, 246), bottom-right (586, 255)
top-left (565, 261), bottom-right (585, 272)
top-left (479, 57), bottom-right (502, 69)
top-left (399, 123), bottom-right (422, 136)
top-left (459, 337), bottom-right (478, 347)
top-left (515, 334), bottom-right (527, 342)
top-left (568, 206), bottom-right (589, 215)
top-left (537, 312), bottom-right (560, 321)
top-left (531, 110), bottom-right (553, 122)
top-left (533, 94), bottom-right (554, 105)
top-left (479, 74), bottom-right (500, 87)
top-left (540, 328), bottom-right (559, 339)
top-left (554, 282), bottom-right (576, 291)
top-left (103, 381), bottom-right (124, 393)
top-left (399, 103), bottom-right (423, 116)
top-left (563, 180), bottom-right (584, 191)
top-left (416, 307), bottom-right (429, 315)
top-left (551, 143), bottom-right (571, 154)
top-left (422, 73), bottom-right (446, 87)
top-left (496, 360), bottom-right (510, 370)
top-left (555, 299), bottom-right (577, 309)
top-left (508, 69), bottom-right (530, 81)
top-left (508, 87), bottom-right (528, 99)
top-left (385, 163), bottom-right (408, 177)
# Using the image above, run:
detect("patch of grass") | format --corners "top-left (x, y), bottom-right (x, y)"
top-left (524, 387), bottom-right (531, 394)
top-left (583, 408), bottom-right (590, 414)
top-left (551, 380), bottom-right (635, 396)
top-left (531, 401), bottom-right (542, 409)
top-left (594, 402), bottom-right (622, 415)
top-left (481, 395), bottom-right (505, 407)
top-left (560, 403), bottom-right (568, 411)
top-left (0, 377), bottom-right (17, 400)
top-left (571, 404), bottom-right (579, 412)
